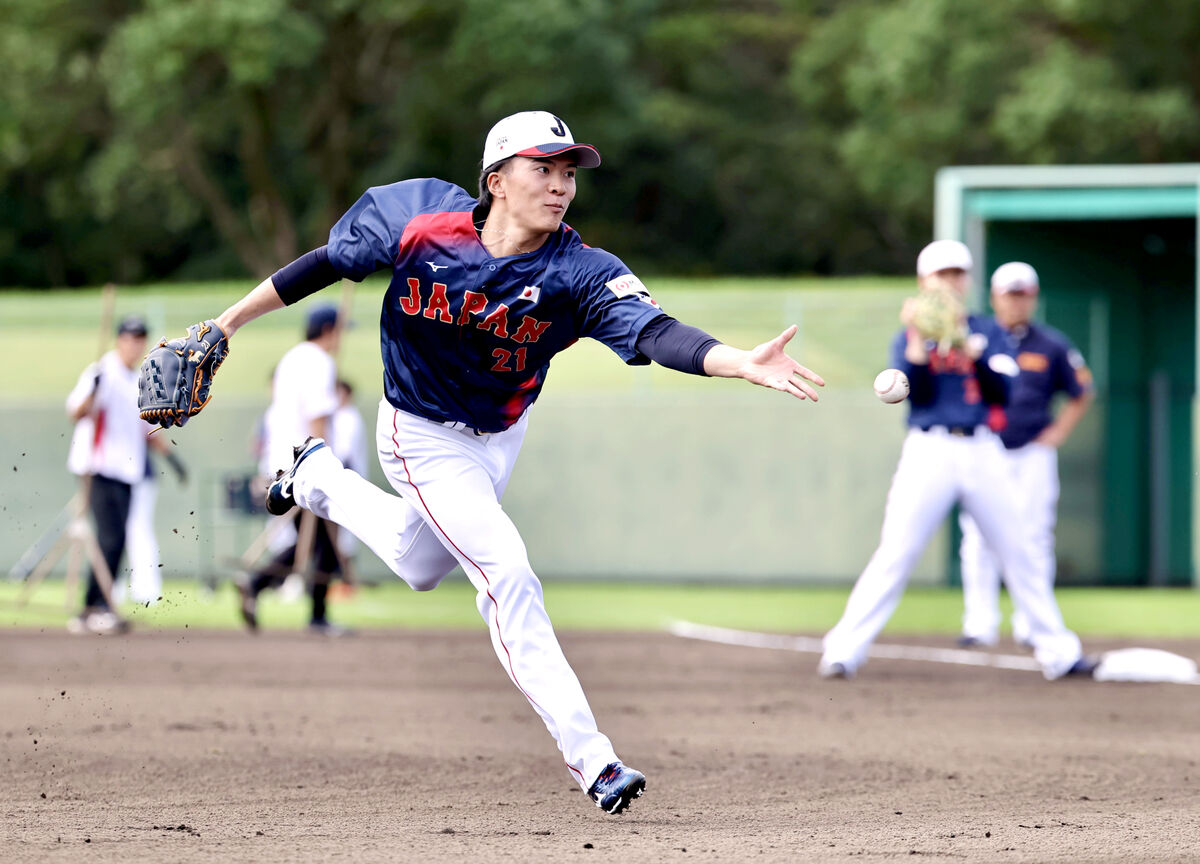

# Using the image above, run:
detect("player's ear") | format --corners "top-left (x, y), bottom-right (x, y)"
top-left (487, 169), bottom-right (507, 200)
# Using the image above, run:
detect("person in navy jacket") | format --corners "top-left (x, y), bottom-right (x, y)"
top-left (958, 262), bottom-right (1094, 648)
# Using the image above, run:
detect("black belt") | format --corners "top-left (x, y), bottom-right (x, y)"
top-left (919, 425), bottom-right (977, 437)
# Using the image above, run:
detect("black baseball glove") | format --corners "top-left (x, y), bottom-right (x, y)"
top-left (138, 320), bottom-right (230, 429)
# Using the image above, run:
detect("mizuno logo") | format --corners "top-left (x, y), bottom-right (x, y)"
top-left (426, 262), bottom-right (448, 272)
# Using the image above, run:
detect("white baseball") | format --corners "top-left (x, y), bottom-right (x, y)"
top-left (873, 369), bottom-right (909, 404)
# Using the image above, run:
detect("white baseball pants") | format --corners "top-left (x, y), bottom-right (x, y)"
top-left (290, 399), bottom-right (619, 790)
top-left (959, 443), bottom-right (1060, 645)
top-left (125, 476), bottom-right (162, 604)
top-left (821, 428), bottom-right (1082, 679)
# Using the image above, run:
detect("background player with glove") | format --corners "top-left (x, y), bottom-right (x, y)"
top-left (958, 262), bottom-right (1094, 648)
top-left (819, 240), bottom-right (1089, 681)
top-left (139, 110), bottom-right (825, 815)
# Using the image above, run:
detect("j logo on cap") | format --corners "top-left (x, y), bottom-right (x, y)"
top-left (483, 112), bottom-right (601, 170)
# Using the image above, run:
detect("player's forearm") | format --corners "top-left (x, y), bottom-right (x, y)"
top-left (67, 393), bottom-right (95, 422)
top-left (903, 330), bottom-right (930, 365)
top-left (215, 278), bottom-right (286, 337)
top-left (1041, 392), bottom-right (1093, 446)
top-left (701, 344), bottom-right (751, 378)
top-left (895, 337), bottom-right (936, 402)
top-left (701, 328), bottom-right (824, 400)
top-left (147, 433), bottom-right (170, 454)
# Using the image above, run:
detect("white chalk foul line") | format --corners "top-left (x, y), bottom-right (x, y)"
top-left (667, 620), bottom-right (1200, 684)
top-left (668, 620), bottom-right (1037, 673)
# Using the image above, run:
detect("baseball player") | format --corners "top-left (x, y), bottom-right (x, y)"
top-left (121, 449), bottom-right (186, 605)
top-left (328, 378), bottom-right (367, 577)
top-left (237, 305), bottom-right (347, 635)
top-left (958, 262), bottom-right (1093, 648)
top-left (819, 240), bottom-right (1091, 681)
top-left (147, 110), bottom-right (824, 814)
top-left (65, 316), bottom-right (172, 633)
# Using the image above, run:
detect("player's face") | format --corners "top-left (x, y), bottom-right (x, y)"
top-left (495, 156), bottom-right (577, 235)
top-left (920, 268), bottom-right (969, 296)
top-left (116, 332), bottom-right (147, 369)
top-left (992, 289), bottom-right (1037, 328)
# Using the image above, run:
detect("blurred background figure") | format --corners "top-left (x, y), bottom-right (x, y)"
top-left (958, 262), bottom-right (1094, 648)
top-left (328, 378), bottom-right (367, 587)
top-left (65, 315), bottom-right (176, 633)
top-left (237, 305), bottom-right (348, 635)
top-left (119, 448), bottom-right (187, 605)
top-left (330, 379), bottom-right (367, 480)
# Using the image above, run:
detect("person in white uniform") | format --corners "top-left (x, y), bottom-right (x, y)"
top-left (238, 304), bottom-right (347, 633)
top-left (819, 241), bottom-right (1093, 681)
top-left (65, 316), bottom-right (174, 633)
top-left (120, 448), bottom-right (186, 605)
top-left (958, 262), bottom-right (1093, 648)
top-left (328, 379), bottom-right (367, 568)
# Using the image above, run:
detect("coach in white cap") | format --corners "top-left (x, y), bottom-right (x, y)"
top-left (957, 262), bottom-right (1094, 648)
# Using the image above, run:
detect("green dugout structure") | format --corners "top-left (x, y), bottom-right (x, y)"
top-left (935, 165), bottom-right (1200, 587)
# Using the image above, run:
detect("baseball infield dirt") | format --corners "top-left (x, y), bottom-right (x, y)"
top-left (2, 629), bottom-right (1198, 863)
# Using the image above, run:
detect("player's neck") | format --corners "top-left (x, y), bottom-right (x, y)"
top-left (477, 214), bottom-right (549, 258)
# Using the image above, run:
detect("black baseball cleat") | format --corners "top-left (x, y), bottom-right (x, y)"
top-left (587, 762), bottom-right (646, 815)
top-left (1064, 654), bottom-right (1101, 679)
top-left (956, 635), bottom-right (992, 649)
top-left (265, 437), bottom-right (327, 516)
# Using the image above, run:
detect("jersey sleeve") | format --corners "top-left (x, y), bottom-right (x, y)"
top-left (973, 317), bottom-right (1017, 403)
top-left (1054, 341), bottom-right (1091, 398)
top-left (327, 180), bottom-right (461, 281)
top-left (570, 249), bottom-right (667, 364)
top-left (892, 328), bottom-right (936, 404)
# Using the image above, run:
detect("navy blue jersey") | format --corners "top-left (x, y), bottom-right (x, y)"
top-left (327, 179), bottom-right (666, 432)
top-left (998, 323), bottom-right (1091, 449)
top-left (893, 315), bottom-right (1016, 430)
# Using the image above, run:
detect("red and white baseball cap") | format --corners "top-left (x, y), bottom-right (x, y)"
top-left (482, 111), bottom-right (601, 170)
top-left (991, 261), bottom-right (1040, 294)
top-left (916, 239), bottom-right (973, 276)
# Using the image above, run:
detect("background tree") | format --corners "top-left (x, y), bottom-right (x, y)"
top-left (2, 0), bottom-right (1199, 286)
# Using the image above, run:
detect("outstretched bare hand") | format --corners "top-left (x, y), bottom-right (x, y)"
top-left (704, 325), bottom-right (826, 401)
top-left (741, 325), bottom-right (825, 400)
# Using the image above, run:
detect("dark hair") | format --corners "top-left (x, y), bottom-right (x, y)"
top-left (336, 378), bottom-right (353, 396)
top-left (305, 305), bottom-right (339, 341)
top-left (116, 316), bottom-right (148, 337)
top-left (477, 158), bottom-right (512, 208)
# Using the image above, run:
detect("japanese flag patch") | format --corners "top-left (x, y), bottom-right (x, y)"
top-left (605, 274), bottom-right (660, 308)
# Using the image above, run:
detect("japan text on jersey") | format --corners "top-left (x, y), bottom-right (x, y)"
top-left (327, 179), bottom-right (665, 432)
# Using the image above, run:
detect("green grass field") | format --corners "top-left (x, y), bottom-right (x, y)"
top-left (3, 579), bottom-right (1198, 639)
